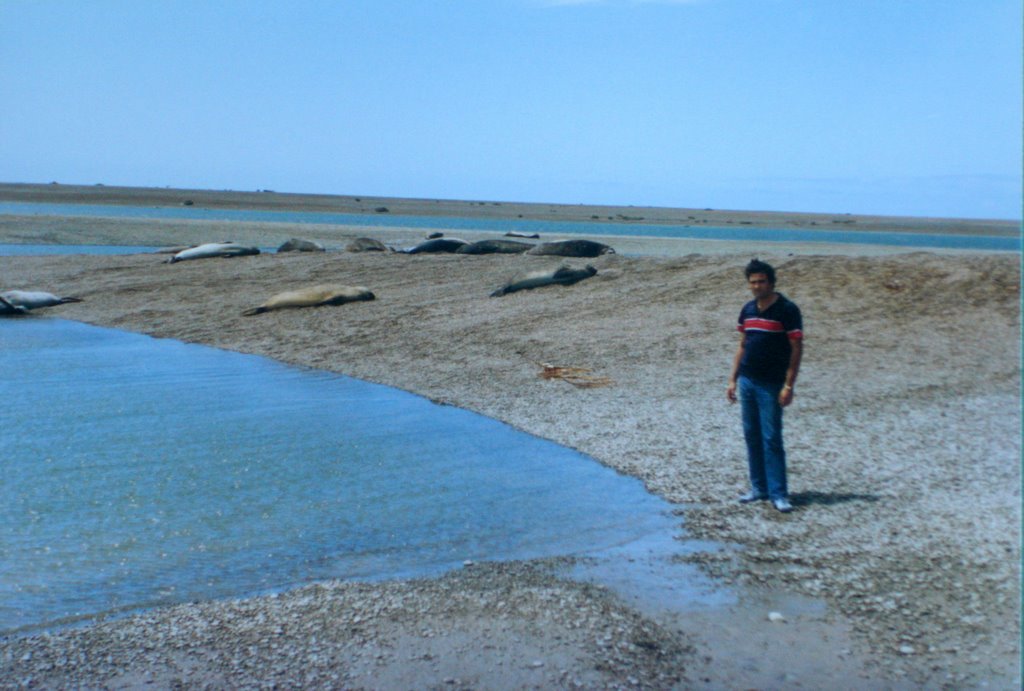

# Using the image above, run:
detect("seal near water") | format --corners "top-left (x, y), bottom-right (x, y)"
top-left (168, 242), bottom-right (261, 263)
top-left (277, 238), bottom-right (325, 253)
top-left (526, 239), bottom-right (614, 258)
top-left (490, 264), bottom-right (598, 297)
top-left (242, 284), bottom-right (375, 316)
top-left (0, 290), bottom-right (82, 315)
top-left (456, 239), bottom-right (534, 255)
top-left (402, 238), bottom-right (469, 254)
top-left (346, 237), bottom-right (389, 252)
top-left (505, 231), bottom-right (541, 239)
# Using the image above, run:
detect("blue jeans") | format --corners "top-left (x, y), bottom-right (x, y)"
top-left (738, 375), bottom-right (788, 500)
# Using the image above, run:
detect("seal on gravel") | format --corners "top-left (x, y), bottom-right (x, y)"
top-left (401, 238), bottom-right (469, 254)
top-left (0, 290), bottom-right (82, 315)
top-left (456, 239), bottom-right (534, 255)
top-left (277, 238), bottom-right (325, 253)
top-left (526, 239), bottom-right (614, 258)
top-left (490, 264), bottom-right (598, 297)
top-left (242, 285), bottom-right (375, 316)
top-left (168, 242), bottom-right (261, 263)
top-left (346, 237), bottom-right (389, 252)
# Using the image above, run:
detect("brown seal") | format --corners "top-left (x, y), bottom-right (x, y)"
top-left (277, 238), bottom-right (325, 253)
top-left (243, 285), bottom-right (375, 316)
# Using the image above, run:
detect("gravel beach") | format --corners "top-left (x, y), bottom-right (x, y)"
top-left (0, 186), bottom-right (1019, 689)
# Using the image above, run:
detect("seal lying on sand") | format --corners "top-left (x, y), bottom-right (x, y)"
top-left (277, 238), bottom-right (325, 253)
top-left (526, 239), bottom-right (614, 258)
top-left (456, 239), bottom-right (534, 255)
top-left (168, 242), bottom-right (261, 263)
top-left (346, 237), bottom-right (389, 252)
top-left (0, 290), bottom-right (82, 315)
top-left (401, 238), bottom-right (469, 254)
top-left (243, 285), bottom-right (375, 316)
top-left (490, 264), bottom-right (598, 297)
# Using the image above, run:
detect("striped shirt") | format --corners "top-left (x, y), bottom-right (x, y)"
top-left (737, 293), bottom-right (803, 384)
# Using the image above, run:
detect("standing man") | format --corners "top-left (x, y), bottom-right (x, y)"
top-left (727, 259), bottom-right (803, 513)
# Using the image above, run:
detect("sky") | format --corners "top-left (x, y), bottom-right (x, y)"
top-left (1, 0), bottom-right (1020, 220)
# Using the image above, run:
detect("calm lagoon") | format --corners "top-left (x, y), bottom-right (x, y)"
top-left (1, 201), bottom-right (1019, 252)
top-left (1, 318), bottom-right (679, 634)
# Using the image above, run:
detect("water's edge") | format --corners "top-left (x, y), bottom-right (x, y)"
top-left (2, 318), bottom-right (727, 635)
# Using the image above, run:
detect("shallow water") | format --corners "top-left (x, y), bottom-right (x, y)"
top-left (0, 244), bottom-right (158, 256)
top-left (1, 201), bottom-right (1019, 251)
top-left (1, 319), bottom-right (681, 634)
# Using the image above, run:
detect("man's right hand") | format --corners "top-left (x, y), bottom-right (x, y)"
top-left (726, 381), bottom-right (738, 403)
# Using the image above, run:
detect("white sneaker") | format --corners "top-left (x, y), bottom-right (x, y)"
top-left (772, 497), bottom-right (794, 513)
top-left (738, 491), bottom-right (768, 504)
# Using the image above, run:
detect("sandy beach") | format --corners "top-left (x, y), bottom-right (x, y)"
top-left (0, 185), bottom-right (1020, 689)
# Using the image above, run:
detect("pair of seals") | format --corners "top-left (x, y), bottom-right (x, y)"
top-left (168, 242), bottom-right (261, 263)
top-left (402, 237), bottom-right (613, 257)
top-left (0, 290), bottom-right (82, 315)
top-left (490, 264), bottom-right (598, 297)
top-left (243, 284), bottom-right (375, 316)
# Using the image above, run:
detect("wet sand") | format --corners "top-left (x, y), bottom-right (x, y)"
top-left (0, 186), bottom-right (1020, 689)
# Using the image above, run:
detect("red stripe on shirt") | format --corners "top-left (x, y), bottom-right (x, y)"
top-left (741, 317), bottom-right (785, 333)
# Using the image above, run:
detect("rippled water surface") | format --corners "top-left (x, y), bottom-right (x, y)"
top-left (1, 319), bottom-right (676, 633)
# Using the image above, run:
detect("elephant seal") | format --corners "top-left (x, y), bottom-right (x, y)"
top-left (505, 231), bottom-right (540, 239)
top-left (456, 239), bottom-right (534, 255)
top-left (277, 238), bottom-right (325, 253)
top-left (402, 238), bottom-right (469, 254)
top-left (346, 237), bottom-right (389, 252)
top-left (0, 290), bottom-right (82, 315)
top-left (526, 239), bottom-right (614, 258)
top-left (490, 264), bottom-right (598, 297)
top-left (243, 284), bottom-right (375, 316)
top-left (168, 242), bottom-right (261, 263)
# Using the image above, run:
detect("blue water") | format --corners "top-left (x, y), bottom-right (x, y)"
top-left (1, 201), bottom-right (1019, 252)
top-left (0, 244), bottom-right (158, 256)
top-left (0, 318), bottom-right (677, 634)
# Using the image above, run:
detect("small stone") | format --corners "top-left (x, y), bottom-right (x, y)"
top-left (768, 611), bottom-right (786, 623)
top-left (899, 645), bottom-right (915, 655)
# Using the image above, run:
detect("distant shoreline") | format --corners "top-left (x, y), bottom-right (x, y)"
top-left (0, 181), bottom-right (1018, 237)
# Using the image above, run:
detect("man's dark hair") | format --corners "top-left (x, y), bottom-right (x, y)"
top-left (744, 258), bottom-right (776, 285)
